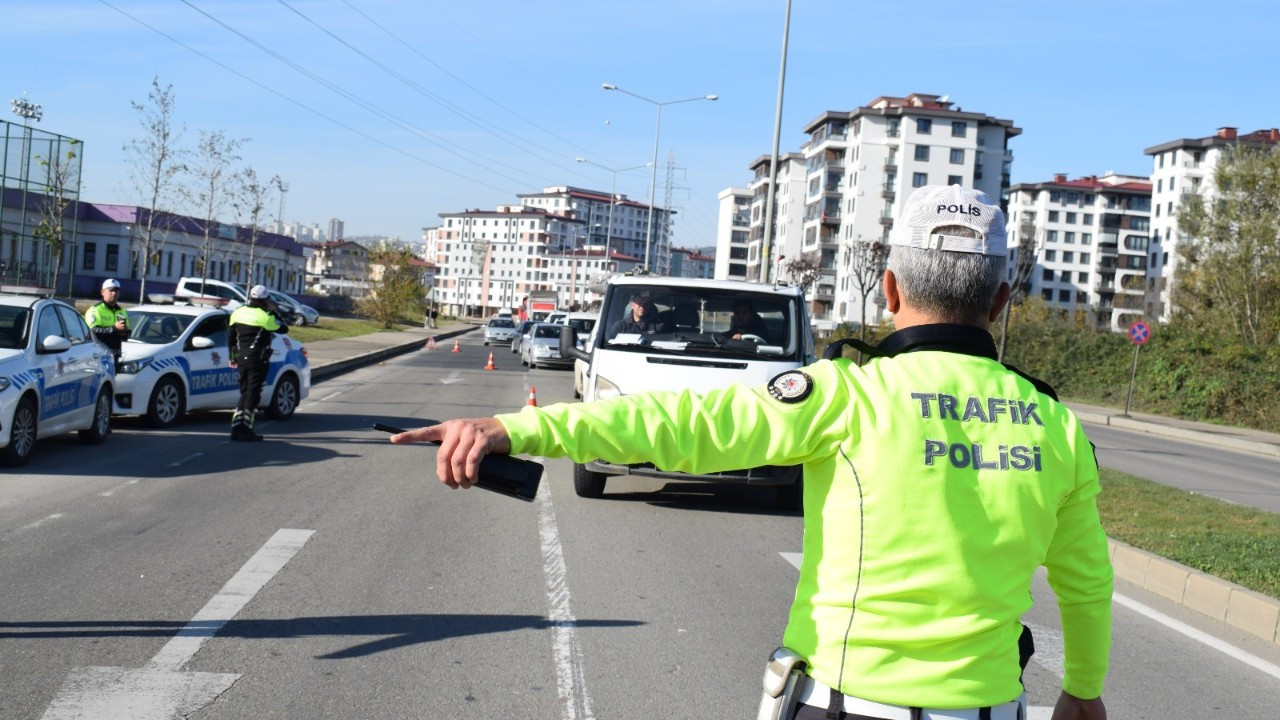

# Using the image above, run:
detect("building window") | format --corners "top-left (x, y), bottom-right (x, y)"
top-left (1044, 249), bottom-right (1056, 261)
top-left (1042, 268), bottom-right (1054, 280)
top-left (105, 244), bottom-right (119, 272)
top-left (947, 175), bottom-right (962, 186)
top-left (914, 145), bottom-right (930, 161)
top-left (1042, 289), bottom-right (1053, 301)
top-left (1048, 210), bottom-right (1059, 222)
top-left (1064, 232), bottom-right (1075, 244)
top-left (1058, 290), bottom-right (1071, 302)
top-left (949, 148), bottom-right (964, 164)
top-left (82, 242), bottom-right (97, 270)
top-left (951, 121), bottom-right (966, 138)
top-left (1066, 212), bottom-right (1077, 224)
top-left (1050, 191), bottom-right (1062, 202)
top-left (1083, 213), bottom-right (1093, 225)
top-left (912, 172), bottom-right (928, 188)
top-left (1064, 251), bottom-right (1075, 263)
top-left (1080, 253), bottom-right (1090, 264)
top-left (1082, 233), bottom-right (1092, 245)
top-left (1066, 192), bottom-right (1079, 204)
top-left (916, 118), bottom-right (932, 134)
top-left (1077, 272), bottom-right (1088, 283)
top-left (1047, 230), bottom-right (1058, 243)
top-left (1076, 291), bottom-right (1088, 303)
top-left (1084, 195), bottom-right (1095, 206)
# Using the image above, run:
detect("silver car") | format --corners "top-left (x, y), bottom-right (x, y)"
top-left (520, 323), bottom-right (573, 369)
top-left (483, 317), bottom-right (519, 345)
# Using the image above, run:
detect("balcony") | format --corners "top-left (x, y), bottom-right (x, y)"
top-left (886, 127), bottom-right (900, 138)
top-left (819, 212), bottom-right (841, 225)
top-left (883, 162), bottom-right (898, 173)
top-left (879, 214), bottom-right (894, 227)
top-left (882, 182), bottom-right (896, 200)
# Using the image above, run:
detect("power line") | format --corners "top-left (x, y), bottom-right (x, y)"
top-left (274, 0), bottom-right (602, 186)
top-left (95, 0), bottom-right (513, 196)
top-left (179, 0), bottom-right (544, 189)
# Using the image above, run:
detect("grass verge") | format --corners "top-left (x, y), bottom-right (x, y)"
top-left (1099, 468), bottom-right (1280, 599)
top-left (289, 317), bottom-right (418, 343)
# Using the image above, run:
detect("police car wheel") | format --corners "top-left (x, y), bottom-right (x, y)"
top-left (573, 463), bottom-right (606, 498)
top-left (78, 389), bottom-right (113, 445)
top-left (267, 373), bottom-right (299, 420)
top-left (145, 377), bottom-right (186, 428)
top-left (1, 397), bottom-right (38, 467)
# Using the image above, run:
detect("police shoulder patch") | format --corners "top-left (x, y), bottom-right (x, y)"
top-left (767, 370), bottom-right (813, 403)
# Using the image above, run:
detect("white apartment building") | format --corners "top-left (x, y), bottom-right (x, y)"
top-left (433, 203), bottom-right (638, 317)
top-left (714, 187), bottom-right (751, 281)
top-left (1007, 173), bottom-right (1152, 332)
top-left (1144, 127), bottom-right (1280, 321)
top-left (517, 186), bottom-right (674, 274)
top-left (800, 94), bottom-right (1019, 327)
top-left (743, 153), bottom-right (806, 284)
top-left (327, 218), bottom-right (345, 243)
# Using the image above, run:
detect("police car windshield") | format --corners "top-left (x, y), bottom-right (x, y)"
top-left (128, 311), bottom-right (196, 344)
top-left (0, 306), bottom-right (30, 349)
top-left (602, 287), bottom-right (800, 360)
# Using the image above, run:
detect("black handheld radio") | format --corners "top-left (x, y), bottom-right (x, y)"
top-left (374, 422), bottom-right (542, 502)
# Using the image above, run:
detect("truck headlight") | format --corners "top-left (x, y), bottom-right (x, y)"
top-left (117, 357), bottom-right (154, 374)
top-left (595, 374), bottom-right (621, 400)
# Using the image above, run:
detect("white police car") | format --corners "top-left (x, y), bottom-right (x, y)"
top-left (0, 290), bottom-right (115, 467)
top-left (114, 304), bottom-right (310, 428)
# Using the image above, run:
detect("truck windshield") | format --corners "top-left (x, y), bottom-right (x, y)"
top-left (601, 286), bottom-right (800, 360)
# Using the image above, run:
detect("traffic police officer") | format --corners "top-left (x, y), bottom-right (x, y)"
top-left (85, 278), bottom-right (129, 363)
top-left (228, 284), bottom-right (287, 442)
top-left (389, 185), bottom-right (1113, 720)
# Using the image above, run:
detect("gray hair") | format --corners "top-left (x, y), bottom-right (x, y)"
top-left (887, 225), bottom-right (1007, 323)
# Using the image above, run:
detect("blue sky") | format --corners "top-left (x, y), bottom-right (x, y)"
top-left (3, 0), bottom-right (1278, 248)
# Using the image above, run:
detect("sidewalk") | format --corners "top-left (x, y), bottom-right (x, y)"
top-left (300, 328), bottom-right (1280, 648)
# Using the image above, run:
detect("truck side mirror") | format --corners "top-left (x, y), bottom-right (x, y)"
top-left (560, 326), bottom-right (588, 362)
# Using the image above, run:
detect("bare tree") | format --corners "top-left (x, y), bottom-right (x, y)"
top-left (781, 252), bottom-right (823, 294)
top-left (997, 217), bottom-right (1041, 361)
top-left (844, 238), bottom-right (889, 341)
top-left (33, 137), bottom-right (82, 295)
top-left (232, 166), bottom-right (280, 288)
top-left (125, 77), bottom-right (187, 303)
top-left (184, 129), bottom-right (247, 292)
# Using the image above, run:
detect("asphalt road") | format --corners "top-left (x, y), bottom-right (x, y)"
top-left (2, 334), bottom-right (1279, 719)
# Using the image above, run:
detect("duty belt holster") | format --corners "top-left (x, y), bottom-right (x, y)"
top-left (756, 647), bottom-right (806, 720)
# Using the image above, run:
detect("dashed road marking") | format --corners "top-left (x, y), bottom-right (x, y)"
top-left (537, 461), bottom-right (594, 720)
top-left (20, 513), bottom-right (64, 532)
top-left (99, 480), bottom-right (140, 497)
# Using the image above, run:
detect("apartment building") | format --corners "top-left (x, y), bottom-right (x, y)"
top-left (800, 93), bottom-right (1019, 327)
top-left (433, 203), bottom-right (638, 317)
top-left (669, 247), bottom-right (715, 279)
top-left (1144, 127), bottom-right (1280, 321)
top-left (1007, 173), bottom-right (1152, 332)
top-left (714, 187), bottom-right (751, 281)
top-left (743, 153), bottom-right (806, 284)
top-left (517, 185), bottom-right (674, 274)
top-left (306, 240), bottom-right (370, 297)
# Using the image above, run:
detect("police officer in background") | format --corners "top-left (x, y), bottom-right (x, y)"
top-left (389, 185), bottom-right (1112, 720)
top-left (228, 285), bottom-right (288, 442)
top-left (85, 278), bottom-right (130, 363)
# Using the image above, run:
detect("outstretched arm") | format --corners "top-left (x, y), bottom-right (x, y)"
top-left (388, 418), bottom-right (511, 488)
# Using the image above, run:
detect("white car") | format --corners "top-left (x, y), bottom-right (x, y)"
top-left (114, 304), bottom-right (310, 428)
top-left (0, 291), bottom-right (115, 466)
top-left (483, 317), bottom-right (519, 345)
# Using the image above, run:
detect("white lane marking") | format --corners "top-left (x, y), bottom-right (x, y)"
top-left (779, 552), bottom-right (1057, 715)
top-left (20, 513), bottom-right (64, 531)
top-left (440, 370), bottom-right (462, 384)
top-left (99, 480), bottom-right (140, 497)
top-left (167, 453), bottom-right (203, 468)
top-left (1114, 592), bottom-right (1280, 680)
top-left (536, 463), bottom-right (595, 720)
top-left (318, 389), bottom-right (347, 401)
top-left (146, 528), bottom-right (314, 671)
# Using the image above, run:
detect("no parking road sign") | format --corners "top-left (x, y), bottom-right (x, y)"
top-left (1128, 320), bottom-right (1150, 345)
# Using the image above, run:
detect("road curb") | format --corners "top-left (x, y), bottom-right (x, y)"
top-left (1070, 407), bottom-right (1280, 458)
top-left (310, 327), bottom-right (476, 383)
top-left (1108, 539), bottom-right (1280, 647)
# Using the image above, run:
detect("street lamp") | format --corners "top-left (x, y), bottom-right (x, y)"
top-left (602, 83), bottom-right (716, 274)
top-left (575, 157), bottom-right (651, 254)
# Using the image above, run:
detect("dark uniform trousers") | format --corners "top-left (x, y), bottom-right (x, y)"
top-left (233, 355), bottom-right (269, 430)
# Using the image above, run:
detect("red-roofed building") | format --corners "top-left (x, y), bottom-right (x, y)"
top-left (1007, 173), bottom-right (1153, 332)
top-left (517, 185), bottom-right (675, 274)
top-left (1144, 127), bottom-right (1280, 321)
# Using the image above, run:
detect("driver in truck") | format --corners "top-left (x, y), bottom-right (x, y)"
top-left (723, 300), bottom-right (768, 341)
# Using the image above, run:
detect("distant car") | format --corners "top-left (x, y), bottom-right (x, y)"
top-left (174, 277), bottom-right (249, 310)
top-left (510, 320), bottom-right (537, 354)
top-left (293, 301), bottom-right (320, 326)
top-left (264, 291), bottom-right (319, 326)
top-left (520, 323), bottom-right (573, 370)
top-left (545, 311), bottom-right (568, 325)
top-left (560, 312), bottom-right (599, 353)
top-left (0, 291), bottom-right (115, 466)
top-left (114, 304), bottom-right (310, 428)
top-left (483, 317), bottom-right (519, 345)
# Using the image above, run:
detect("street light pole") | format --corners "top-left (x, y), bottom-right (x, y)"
top-left (602, 84), bottom-right (716, 274)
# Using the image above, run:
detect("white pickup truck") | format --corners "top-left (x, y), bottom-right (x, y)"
top-left (560, 275), bottom-right (815, 509)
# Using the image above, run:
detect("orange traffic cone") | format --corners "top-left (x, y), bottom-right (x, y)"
top-left (484, 352), bottom-right (497, 370)
top-left (527, 387), bottom-right (538, 407)
top-left (451, 339), bottom-right (461, 353)
top-left (423, 336), bottom-right (438, 351)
